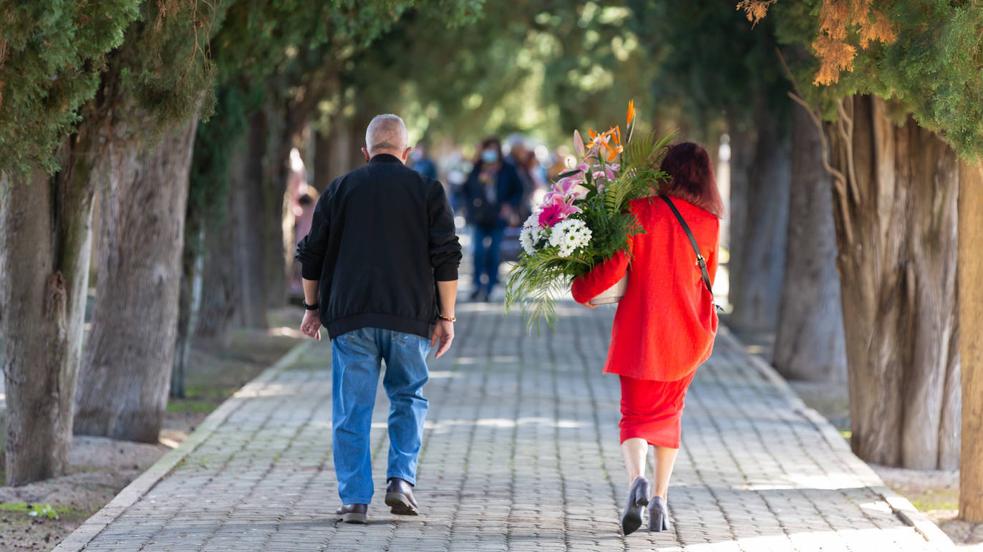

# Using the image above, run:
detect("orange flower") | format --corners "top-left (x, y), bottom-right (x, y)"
top-left (602, 138), bottom-right (622, 162)
top-left (612, 125), bottom-right (621, 146)
top-left (626, 99), bottom-right (636, 127)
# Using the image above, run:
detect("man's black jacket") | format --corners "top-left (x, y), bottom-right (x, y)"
top-left (295, 154), bottom-right (462, 339)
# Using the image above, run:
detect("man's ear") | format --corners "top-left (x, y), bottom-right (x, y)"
top-left (401, 147), bottom-right (413, 164)
top-left (361, 147), bottom-right (371, 162)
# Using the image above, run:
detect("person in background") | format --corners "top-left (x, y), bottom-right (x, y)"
top-left (290, 189), bottom-right (319, 296)
top-left (520, 147), bottom-right (548, 218)
top-left (464, 136), bottom-right (523, 301)
top-left (411, 140), bottom-right (439, 180)
top-left (571, 143), bottom-right (722, 535)
top-left (295, 114), bottom-right (462, 525)
top-left (505, 134), bottom-right (535, 220)
top-left (548, 145), bottom-right (573, 180)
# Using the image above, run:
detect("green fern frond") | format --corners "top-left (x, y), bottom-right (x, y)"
top-left (648, 133), bottom-right (675, 167)
top-left (623, 131), bottom-right (655, 169)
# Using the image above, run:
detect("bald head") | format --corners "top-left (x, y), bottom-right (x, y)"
top-left (364, 114), bottom-right (409, 156)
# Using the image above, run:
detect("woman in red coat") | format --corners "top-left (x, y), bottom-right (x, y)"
top-left (571, 143), bottom-right (722, 535)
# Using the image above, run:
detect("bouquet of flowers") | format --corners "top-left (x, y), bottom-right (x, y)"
top-left (505, 101), bottom-right (673, 326)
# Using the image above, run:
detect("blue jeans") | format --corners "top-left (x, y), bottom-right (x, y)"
top-left (331, 327), bottom-right (431, 505)
top-left (472, 224), bottom-right (504, 294)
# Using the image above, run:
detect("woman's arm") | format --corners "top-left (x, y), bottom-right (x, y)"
top-left (570, 241), bottom-right (632, 305)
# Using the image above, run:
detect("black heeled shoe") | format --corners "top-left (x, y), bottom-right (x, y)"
top-left (648, 495), bottom-right (670, 532)
top-left (621, 477), bottom-right (651, 535)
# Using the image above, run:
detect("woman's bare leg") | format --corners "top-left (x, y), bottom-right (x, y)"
top-left (652, 446), bottom-right (679, 498)
top-left (621, 438), bottom-right (649, 484)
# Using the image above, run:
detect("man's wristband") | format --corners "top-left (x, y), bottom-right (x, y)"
top-left (303, 301), bottom-right (319, 311)
top-left (437, 314), bottom-right (456, 323)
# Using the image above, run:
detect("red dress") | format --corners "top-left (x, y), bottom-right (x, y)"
top-left (571, 196), bottom-right (719, 447)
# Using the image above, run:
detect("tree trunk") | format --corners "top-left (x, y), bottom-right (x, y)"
top-left (826, 95), bottom-right (959, 469)
top-left (772, 107), bottom-right (846, 382)
top-left (0, 135), bottom-right (97, 484)
top-left (726, 124), bottom-right (751, 313)
top-left (75, 117), bottom-right (199, 442)
top-left (959, 160), bottom-right (983, 521)
top-left (172, 225), bottom-right (204, 398)
top-left (727, 106), bottom-right (791, 332)
top-left (312, 127), bottom-right (342, 191)
top-left (313, 117), bottom-right (355, 191)
top-left (231, 110), bottom-right (269, 328)
top-left (195, 181), bottom-right (240, 338)
top-left (268, 101), bottom-right (297, 312)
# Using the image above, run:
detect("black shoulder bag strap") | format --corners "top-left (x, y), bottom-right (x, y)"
top-left (659, 195), bottom-right (713, 295)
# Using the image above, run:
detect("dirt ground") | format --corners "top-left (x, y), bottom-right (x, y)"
top-left (0, 307), bottom-right (305, 551)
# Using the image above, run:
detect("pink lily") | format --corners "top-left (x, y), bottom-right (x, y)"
top-left (605, 163), bottom-right (620, 181)
top-left (538, 194), bottom-right (581, 227)
top-left (573, 130), bottom-right (585, 158)
top-left (553, 174), bottom-right (588, 200)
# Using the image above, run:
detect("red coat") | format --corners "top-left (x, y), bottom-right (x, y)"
top-left (571, 196), bottom-right (720, 381)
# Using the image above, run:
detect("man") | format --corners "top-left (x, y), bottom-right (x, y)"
top-left (295, 114), bottom-right (462, 524)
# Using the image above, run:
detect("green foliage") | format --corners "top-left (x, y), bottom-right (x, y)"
top-left (186, 86), bottom-right (254, 232)
top-left (0, 502), bottom-right (66, 520)
top-left (537, 3), bottom-right (655, 138)
top-left (102, 0), bottom-right (227, 138)
top-left (0, 1), bottom-right (140, 173)
top-left (506, 245), bottom-right (591, 327)
top-left (771, 0), bottom-right (983, 157)
top-left (626, 0), bottom-right (790, 134)
top-left (188, 0), bottom-right (482, 230)
top-left (341, 1), bottom-right (650, 148)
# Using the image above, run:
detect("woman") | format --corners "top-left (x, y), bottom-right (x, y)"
top-left (464, 137), bottom-right (524, 301)
top-left (571, 142), bottom-right (723, 535)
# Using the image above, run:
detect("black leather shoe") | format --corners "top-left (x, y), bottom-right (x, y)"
top-left (648, 495), bottom-right (670, 532)
top-left (385, 478), bottom-right (419, 516)
top-left (335, 503), bottom-right (368, 524)
top-left (621, 477), bottom-right (651, 535)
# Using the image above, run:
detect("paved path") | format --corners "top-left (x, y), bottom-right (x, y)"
top-left (57, 303), bottom-right (951, 551)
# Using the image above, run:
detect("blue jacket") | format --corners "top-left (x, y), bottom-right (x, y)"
top-left (463, 161), bottom-right (524, 228)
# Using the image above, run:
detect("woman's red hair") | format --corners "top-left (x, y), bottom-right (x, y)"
top-left (658, 142), bottom-right (724, 218)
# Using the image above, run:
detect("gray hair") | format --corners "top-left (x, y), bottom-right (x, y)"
top-left (365, 114), bottom-right (408, 154)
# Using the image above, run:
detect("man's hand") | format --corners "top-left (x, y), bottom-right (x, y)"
top-left (300, 310), bottom-right (322, 340)
top-left (430, 319), bottom-right (455, 359)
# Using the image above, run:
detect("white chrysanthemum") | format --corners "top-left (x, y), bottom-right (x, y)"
top-left (519, 214), bottom-right (543, 255)
top-left (519, 226), bottom-right (537, 255)
top-left (548, 218), bottom-right (592, 257)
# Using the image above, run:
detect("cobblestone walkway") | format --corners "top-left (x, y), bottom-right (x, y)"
top-left (58, 303), bottom-right (951, 551)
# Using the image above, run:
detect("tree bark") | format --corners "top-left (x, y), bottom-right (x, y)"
top-left (727, 106), bottom-right (791, 332)
top-left (959, 160), bottom-right (983, 521)
top-left (0, 134), bottom-right (97, 484)
top-left (313, 128), bottom-right (340, 191)
top-left (75, 116), bottom-right (199, 442)
top-left (314, 117), bottom-right (356, 191)
top-left (195, 177), bottom-right (240, 338)
top-left (826, 95), bottom-right (960, 469)
top-left (772, 107), bottom-right (846, 382)
top-left (172, 225), bottom-right (204, 398)
top-left (231, 110), bottom-right (269, 328)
